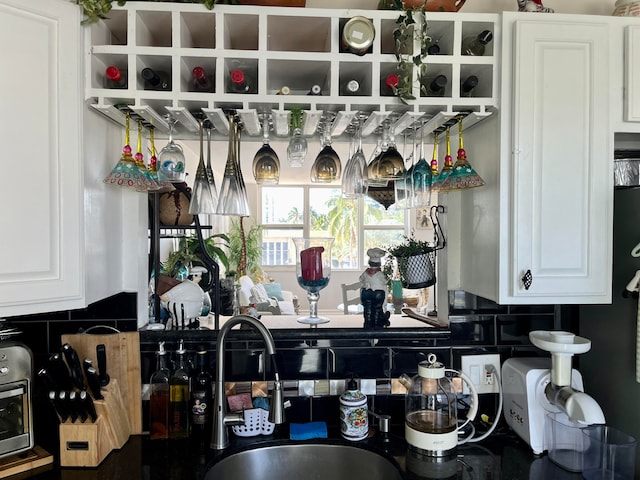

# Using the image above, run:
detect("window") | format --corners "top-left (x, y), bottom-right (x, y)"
top-left (261, 186), bottom-right (405, 270)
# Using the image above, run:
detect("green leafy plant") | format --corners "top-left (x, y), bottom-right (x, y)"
top-left (384, 233), bottom-right (435, 286)
top-left (162, 232), bottom-right (229, 279)
top-left (75, 0), bottom-right (238, 25)
top-left (379, 0), bottom-right (431, 103)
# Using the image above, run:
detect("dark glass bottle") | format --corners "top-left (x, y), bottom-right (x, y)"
top-left (461, 30), bottom-right (493, 56)
top-left (169, 340), bottom-right (190, 439)
top-left (141, 67), bottom-right (171, 91)
top-left (149, 341), bottom-right (171, 440)
top-left (461, 75), bottom-right (479, 97)
top-left (427, 42), bottom-right (441, 56)
top-left (192, 66), bottom-right (214, 93)
top-left (189, 349), bottom-right (212, 446)
top-left (382, 73), bottom-right (399, 96)
top-left (104, 66), bottom-right (127, 89)
top-left (228, 69), bottom-right (253, 94)
top-left (424, 74), bottom-right (448, 97)
top-left (307, 84), bottom-right (322, 96)
top-left (341, 79), bottom-right (360, 96)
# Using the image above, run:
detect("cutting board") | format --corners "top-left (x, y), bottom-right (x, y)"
top-left (61, 331), bottom-right (142, 434)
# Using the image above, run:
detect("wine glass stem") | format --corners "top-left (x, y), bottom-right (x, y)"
top-left (307, 291), bottom-right (320, 318)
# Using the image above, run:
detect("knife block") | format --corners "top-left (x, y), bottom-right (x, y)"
top-left (58, 380), bottom-right (131, 467)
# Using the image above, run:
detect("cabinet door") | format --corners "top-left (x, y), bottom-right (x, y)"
top-left (0, 0), bottom-right (84, 315)
top-left (510, 19), bottom-right (612, 303)
top-left (625, 26), bottom-right (640, 122)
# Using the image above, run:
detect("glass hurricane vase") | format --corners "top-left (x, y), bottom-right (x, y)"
top-left (293, 237), bottom-right (334, 325)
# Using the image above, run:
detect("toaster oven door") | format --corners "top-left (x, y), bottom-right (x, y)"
top-left (0, 381), bottom-right (33, 458)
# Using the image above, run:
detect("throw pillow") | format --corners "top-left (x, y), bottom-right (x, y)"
top-left (263, 283), bottom-right (285, 301)
top-left (250, 284), bottom-right (270, 304)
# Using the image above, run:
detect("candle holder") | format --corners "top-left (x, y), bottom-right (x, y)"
top-left (293, 237), bottom-right (334, 325)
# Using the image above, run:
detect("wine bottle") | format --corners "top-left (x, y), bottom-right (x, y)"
top-left (341, 79), bottom-right (360, 96)
top-left (192, 66), bottom-right (214, 93)
top-left (423, 74), bottom-right (448, 97)
top-left (382, 73), bottom-right (399, 96)
top-left (277, 86), bottom-right (291, 95)
top-left (189, 349), bottom-right (212, 447)
top-left (461, 30), bottom-right (493, 56)
top-left (461, 75), bottom-right (479, 97)
top-left (149, 341), bottom-right (171, 440)
top-left (341, 16), bottom-right (375, 56)
top-left (169, 340), bottom-right (190, 439)
top-left (307, 84), bottom-right (322, 96)
top-left (141, 67), bottom-right (171, 91)
top-left (104, 65), bottom-right (127, 89)
top-left (228, 69), bottom-right (253, 94)
top-left (427, 42), bottom-right (441, 56)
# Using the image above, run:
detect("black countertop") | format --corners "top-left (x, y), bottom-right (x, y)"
top-left (21, 426), bottom-right (585, 480)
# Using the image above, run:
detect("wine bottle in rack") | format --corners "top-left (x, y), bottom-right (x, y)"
top-left (461, 75), bottom-right (479, 97)
top-left (382, 73), bottom-right (399, 96)
top-left (104, 65), bottom-right (127, 89)
top-left (341, 79), bottom-right (361, 96)
top-left (461, 30), bottom-right (493, 56)
top-left (423, 74), bottom-right (448, 97)
top-left (228, 69), bottom-right (255, 94)
top-left (307, 84), bottom-right (322, 96)
top-left (192, 66), bottom-right (214, 93)
top-left (277, 86), bottom-right (291, 95)
top-left (427, 42), bottom-right (441, 55)
top-left (141, 67), bottom-right (171, 91)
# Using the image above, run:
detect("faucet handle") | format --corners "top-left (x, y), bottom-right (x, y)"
top-left (368, 411), bottom-right (391, 434)
top-left (268, 379), bottom-right (286, 424)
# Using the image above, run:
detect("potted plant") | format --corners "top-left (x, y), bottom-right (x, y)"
top-left (385, 233), bottom-right (437, 289)
top-left (162, 232), bottom-right (229, 281)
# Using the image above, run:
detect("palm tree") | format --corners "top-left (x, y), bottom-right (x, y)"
top-left (325, 196), bottom-right (359, 267)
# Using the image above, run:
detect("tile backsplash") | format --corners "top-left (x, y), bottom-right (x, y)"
top-left (6, 289), bottom-right (578, 445)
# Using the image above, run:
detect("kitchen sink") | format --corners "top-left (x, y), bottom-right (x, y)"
top-left (204, 442), bottom-right (403, 480)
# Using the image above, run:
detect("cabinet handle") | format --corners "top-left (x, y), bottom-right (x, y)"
top-left (521, 269), bottom-right (533, 290)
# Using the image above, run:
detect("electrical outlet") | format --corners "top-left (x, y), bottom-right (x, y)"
top-left (461, 354), bottom-right (501, 394)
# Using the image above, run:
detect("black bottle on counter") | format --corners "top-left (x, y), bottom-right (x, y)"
top-left (189, 349), bottom-right (212, 447)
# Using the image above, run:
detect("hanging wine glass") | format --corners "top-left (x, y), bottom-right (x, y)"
top-left (157, 115), bottom-right (186, 183)
top-left (366, 136), bottom-right (387, 188)
top-left (253, 113), bottom-right (280, 185)
top-left (411, 124), bottom-right (433, 207)
top-left (394, 130), bottom-right (413, 209)
top-left (341, 120), bottom-right (367, 198)
top-left (103, 113), bottom-right (150, 191)
top-left (147, 126), bottom-right (173, 192)
top-left (294, 237), bottom-right (334, 325)
top-left (217, 116), bottom-right (250, 216)
top-left (133, 120), bottom-right (160, 192)
top-left (311, 115), bottom-right (341, 183)
top-left (433, 126), bottom-right (454, 190)
top-left (439, 117), bottom-right (485, 190)
top-left (287, 108), bottom-right (308, 167)
top-left (189, 118), bottom-right (217, 215)
top-left (204, 121), bottom-right (219, 203)
top-left (368, 121), bottom-right (405, 182)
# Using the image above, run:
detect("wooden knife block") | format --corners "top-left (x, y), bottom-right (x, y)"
top-left (58, 380), bottom-right (131, 468)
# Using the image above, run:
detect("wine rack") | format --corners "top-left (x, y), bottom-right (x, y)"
top-left (86, 2), bottom-right (500, 142)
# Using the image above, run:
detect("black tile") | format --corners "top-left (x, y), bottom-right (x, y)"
top-left (275, 349), bottom-right (327, 380)
top-left (497, 314), bottom-right (555, 345)
top-left (448, 315), bottom-right (495, 345)
top-left (285, 397), bottom-right (311, 424)
top-left (14, 321), bottom-right (49, 356)
top-left (330, 347), bottom-right (390, 379)
top-left (390, 348), bottom-right (450, 378)
top-left (69, 292), bottom-right (137, 319)
top-left (311, 396), bottom-right (340, 425)
top-left (224, 348), bottom-right (264, 382)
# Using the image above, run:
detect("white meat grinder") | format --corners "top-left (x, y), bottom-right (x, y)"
top-left (502, 330), bottom-right (605, 454)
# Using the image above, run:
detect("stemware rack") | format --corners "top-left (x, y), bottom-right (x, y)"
top-left (86, 2), bottom-right (500, 144)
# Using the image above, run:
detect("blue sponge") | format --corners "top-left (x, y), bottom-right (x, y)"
top-left (290, 422), bottom-right (328, 440)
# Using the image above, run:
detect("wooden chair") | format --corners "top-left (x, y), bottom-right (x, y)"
top-left (341, 282), bottom-right (362, 314)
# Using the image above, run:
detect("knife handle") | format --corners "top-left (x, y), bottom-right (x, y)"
top-left (80, 390), bottom-right (98, 423)
top-left (61, 343), bottom-right (85, 390)
top-left (47, 353), bottom-right (73, 391)
top-left (96, 344), bottom-right (110, 387)
top-left (84, 366), bottom-right (104, 400)
top-left (49, 390), bottom-right (68, 423)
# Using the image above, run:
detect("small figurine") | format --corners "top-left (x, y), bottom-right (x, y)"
top-left (359, 248), bottom-right (391, 329)
top-left (517, 0), bottom-right (554, 13)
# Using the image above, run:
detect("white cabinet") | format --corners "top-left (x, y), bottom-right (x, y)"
top-left (0, 0), bottom-right (147, 319)
top-left (625, 25), bottom-right (640, 122)
top-left (454, 13), bottom-right (613, 304)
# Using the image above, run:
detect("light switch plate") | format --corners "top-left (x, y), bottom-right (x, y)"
top-left (461, 354), bottom-right (501, 394)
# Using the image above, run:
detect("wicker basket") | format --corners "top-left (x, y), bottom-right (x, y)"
top-left (232, 408), bottom-right (275, 437)
top-left (613, 0), bottom-right (640, 16)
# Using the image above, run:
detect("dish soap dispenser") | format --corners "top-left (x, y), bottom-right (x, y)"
top-left (340, 376), bottom-right (368, 441)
